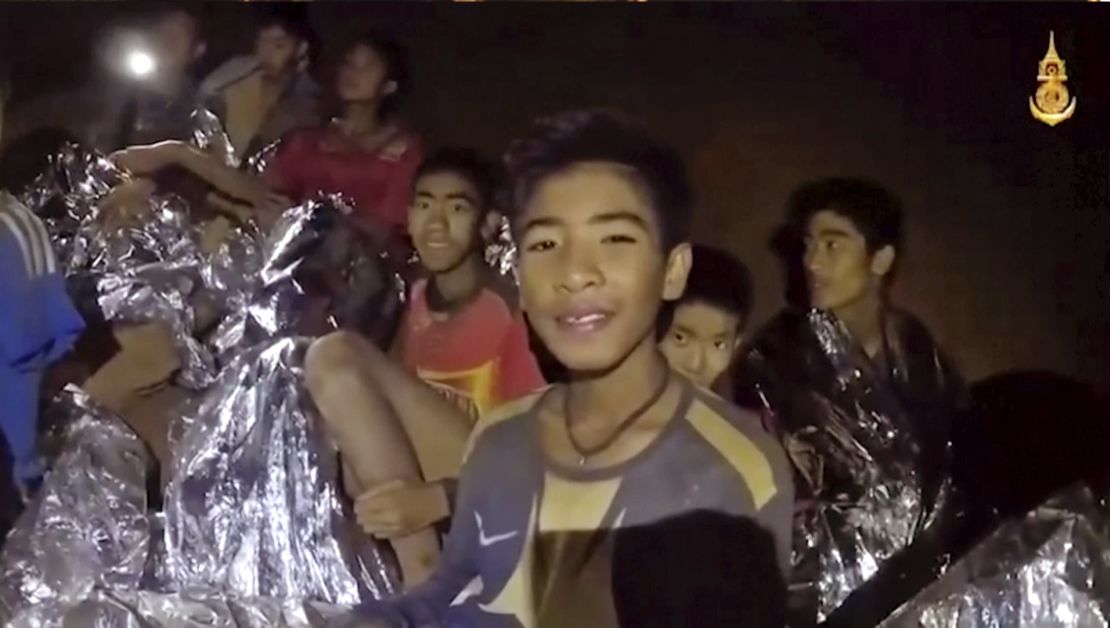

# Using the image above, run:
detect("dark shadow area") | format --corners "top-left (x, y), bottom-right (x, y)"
top-left (962, 370), bottom-right (1110, 520)
top-left (612, 510), bottom-right (787, 628)
top-left (0, 436), bottom-right (19, 543)
top-left (0, 127), bottom-right (80, 194)
top-left (770, 221), bottom-right (809, 311)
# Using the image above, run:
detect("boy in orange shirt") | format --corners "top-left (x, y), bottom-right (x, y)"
top-left (304, 148), bottom-right (545, 587)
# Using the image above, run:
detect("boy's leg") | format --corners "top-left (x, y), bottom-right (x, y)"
top-left (304, 330), bottom-right (470, 586)
top-left (306, 330), bottom-right (471, 483)
top-left (81, 322), bottom-right (180, 412)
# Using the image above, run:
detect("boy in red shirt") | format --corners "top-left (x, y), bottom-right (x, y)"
top-left (304, 148), bottom-right (545, 588)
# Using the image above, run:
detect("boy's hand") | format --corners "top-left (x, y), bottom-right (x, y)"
top-left (98, 178), bottom-right (156, 228)
top-left (354, 480), bottom-right (449, 539)
top-left (110, 141), bottom-right (186, 176)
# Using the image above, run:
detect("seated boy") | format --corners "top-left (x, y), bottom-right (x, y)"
top-left (658, 243), bottom-right (753, 394)
top-left (737, 178), bottom-right (968, 625)
top-left (339, 111), bottom-right (794, 627)
top-left (0, 73), bottom-right (86, 499)
top-left (304, 148), bottom-right (545, 587)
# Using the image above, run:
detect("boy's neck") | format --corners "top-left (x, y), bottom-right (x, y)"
top-left (340, 102), bottom-right (382, 137)
top-left (833, 290), bottom-right (885, 359)
top-left (260, 66), bottom-right (294, 90)
top-left (429, 253), bottom-right (484, 310)
top-left (565, 333), bottom-right (671, 429)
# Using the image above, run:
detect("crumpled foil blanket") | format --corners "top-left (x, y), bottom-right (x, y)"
top-left (0, 386), bottom-right (151, 625)
top-left (162, 338), bottom-right (396, 604)
top-left (881, 484), bottom-right (1110, 628)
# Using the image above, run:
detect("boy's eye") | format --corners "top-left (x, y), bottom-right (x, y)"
top-left (526, 240), bottom-right (556, 253)
top-left (714, 340), bottom-right (729, 350)
top-left (451, 202), bottom-right (470, 213)
top-left (672, 331), bottom-right (687, 345)
top-left (415, 201), bottom-right (431, 211)
top-left (602, 234), bottom-right (637, 244)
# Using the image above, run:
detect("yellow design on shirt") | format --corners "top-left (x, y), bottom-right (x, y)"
top-left (417, 361), bottom-right (496, 426)
top-left (685, 397), bottom-right (778, 508)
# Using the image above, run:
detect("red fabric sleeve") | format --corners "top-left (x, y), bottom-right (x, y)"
top-left (497, 312), bottom-right (546, 403)
top-left (376, 137), bottom-right (423, 229)
top-left (263, 130), bottom-right (314, 201)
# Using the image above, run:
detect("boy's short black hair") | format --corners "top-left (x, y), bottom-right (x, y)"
top-left (147, 2), bottom-right (205, 33)
top-left (414, 147), bottom-right (499, 211)
top-left (258, 5), bottom-right (317, 57)
top-left (502, 110), bottom-right (693, 251)
top-left (788, 177), bottom-right (903, 254)
top-left (679, 244), bottom-right (754, 329)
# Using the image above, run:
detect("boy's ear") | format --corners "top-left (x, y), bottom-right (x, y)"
top-left (193, 42), bottom-right (207, 62)
top-left (480, 211), bottom-right (503, 242)
top-left (662, 242), bottom-right (693, 302)
top-left (871, 244), bottom-right (896, 279)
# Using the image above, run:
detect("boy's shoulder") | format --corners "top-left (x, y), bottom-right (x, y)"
top-left (683, 384), bottom-right (792, 509)
top-left (465, 387), bottom-right (549, 460)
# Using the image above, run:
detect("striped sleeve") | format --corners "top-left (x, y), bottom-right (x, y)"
top-left (0, 194), bottom-right (83, 368)
top-left (685, 390), bottom-right (795, 573)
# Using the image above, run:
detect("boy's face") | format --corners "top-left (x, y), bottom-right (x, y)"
top-left (150, 12), bottom-right (202, 77)
top-left (803, 209), bottom-right (892, 315)
top-left (517, 162), bottom-right (690, 373)
top-left (337, 44), bottom-right (390, 103)
top-left (256, 26), bottom-right (303, 78)
top-left (408, 170), bottom-right (484, 273)
top-left (659, 301), bottom-right (742, 388)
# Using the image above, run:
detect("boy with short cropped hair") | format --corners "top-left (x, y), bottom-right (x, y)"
top-left (341, 110), bottom-right (793, 627)
top-left (738, 177), bottom-right (967, 626)
top-left (304, 147), bottom-right (545, 587)
top-left (659, 243), bottom-right (753, 391)
top-left (201, 5), bottom-right (322, 160)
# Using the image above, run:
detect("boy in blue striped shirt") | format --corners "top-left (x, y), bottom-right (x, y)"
top-left (0, 70), bottom-right (85, 498)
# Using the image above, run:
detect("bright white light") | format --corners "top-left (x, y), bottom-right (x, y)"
top-left (126, 50), bottom-right (156, 78)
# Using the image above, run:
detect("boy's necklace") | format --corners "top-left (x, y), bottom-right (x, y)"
top-left (563, 368), bottom-right (671, 467)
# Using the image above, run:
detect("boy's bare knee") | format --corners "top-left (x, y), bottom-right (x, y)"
top-left (304, 330), bottom-right (370, 395)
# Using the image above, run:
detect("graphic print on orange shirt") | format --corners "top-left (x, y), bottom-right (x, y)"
top-left (402, 278), bottom-right (544, 426)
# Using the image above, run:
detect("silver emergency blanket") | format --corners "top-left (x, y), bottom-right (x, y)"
top-left (3, 141), bottom-right (408, 624)
top-left (9, 590), bottom-right (344, 627)
top-left (485, 213), bottom-right (518, 280)
top-left (739, 308), bottom-right (965, 623)
top-left (162, 195), bottom-right (402, 602)
top-left (882, 484), bottom-right (1110, 628)
top-left (0, 386), bottom-right (151, 625)
top-left (18, 143), bottom-right (244, 389)
top-left (163, 338), bottom-right (396, 603)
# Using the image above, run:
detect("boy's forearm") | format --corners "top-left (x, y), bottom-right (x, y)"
top-left (176, 144), bottom-right (268, 207)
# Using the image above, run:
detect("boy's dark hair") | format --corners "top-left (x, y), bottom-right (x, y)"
top-left (147, 2), bottom-right (205, 36)
top-left (502, 110), bottom-right (693, 251)
top-left (679, 244), bottom-right (754, 329)
top-left (346, 33), bottom-right (410, 121)
top-left (612, 510), bottom-right (787, 628)
top-left (258, 5), bottom-right (317, 61)
top-left (788, 177), bottom-right (903, 254)
top-left (414, 148), bottom-right (499, 211)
